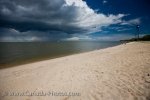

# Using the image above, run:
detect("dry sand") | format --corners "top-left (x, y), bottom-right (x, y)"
top-left (0, 42), bottom-right (150, 100)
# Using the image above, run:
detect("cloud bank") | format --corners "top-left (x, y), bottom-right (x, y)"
top-left (0, 0), bottom-right (137, 41)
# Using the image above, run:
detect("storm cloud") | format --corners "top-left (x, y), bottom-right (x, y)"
top-left (1, 0), bottom-right (142, 41)
top-left (0, 0), bottom-right (125, 32)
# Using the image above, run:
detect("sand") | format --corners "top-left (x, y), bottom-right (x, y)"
top-left (0, 42), bottom-right (150, 100)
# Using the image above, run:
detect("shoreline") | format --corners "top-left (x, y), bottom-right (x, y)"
top-left (0, 42), bottom-right (150, 100)
top-left (0, 42), bottom-right (121, 69)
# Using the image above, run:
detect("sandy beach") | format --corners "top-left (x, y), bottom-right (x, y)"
top-left (0, 42), bottom-right (150, 100)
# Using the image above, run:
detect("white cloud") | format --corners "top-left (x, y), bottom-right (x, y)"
top-left (92, 33), bottom-right (135, 41)
top-left (64, 37), bottom-right (80, 41)
top-left (64, 36), bottom-right (93, 41)
top-left (63, 33), bottom-right (135, 41)
top-left (103, 0), bottom-right (108, 4)
top-left (121, 18), bottom-right (141, 25)
top-left (64, 0), bottom-right (125, 33)
top-left (0, 36), bottom-right (42, 42)
top-left (109, 26), bottom-right (132, 32)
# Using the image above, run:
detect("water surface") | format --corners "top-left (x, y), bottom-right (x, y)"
top-left (0, 41), bottom-right (121, 68)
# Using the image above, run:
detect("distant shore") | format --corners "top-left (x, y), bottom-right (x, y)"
top-left (0, 42), bottom-right (150, 100)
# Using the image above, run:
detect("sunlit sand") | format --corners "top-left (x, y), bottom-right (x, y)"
top-left (0, 42), bottom-right (150, 100)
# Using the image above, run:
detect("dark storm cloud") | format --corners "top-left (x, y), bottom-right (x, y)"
top-left (0, 0), bottom-right (141, 41)
top-left (0, 0), bottom-right (126, 34)
top-left (0, 0), bottom-right (78, 33)
top-left (0, 27), bottom-right (71, 42)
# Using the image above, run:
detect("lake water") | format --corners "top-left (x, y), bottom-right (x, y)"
top-left (0, 41), bottom-right (121, 68)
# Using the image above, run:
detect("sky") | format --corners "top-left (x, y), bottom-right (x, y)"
top-left (0, 0), bottom-right (150, 42)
